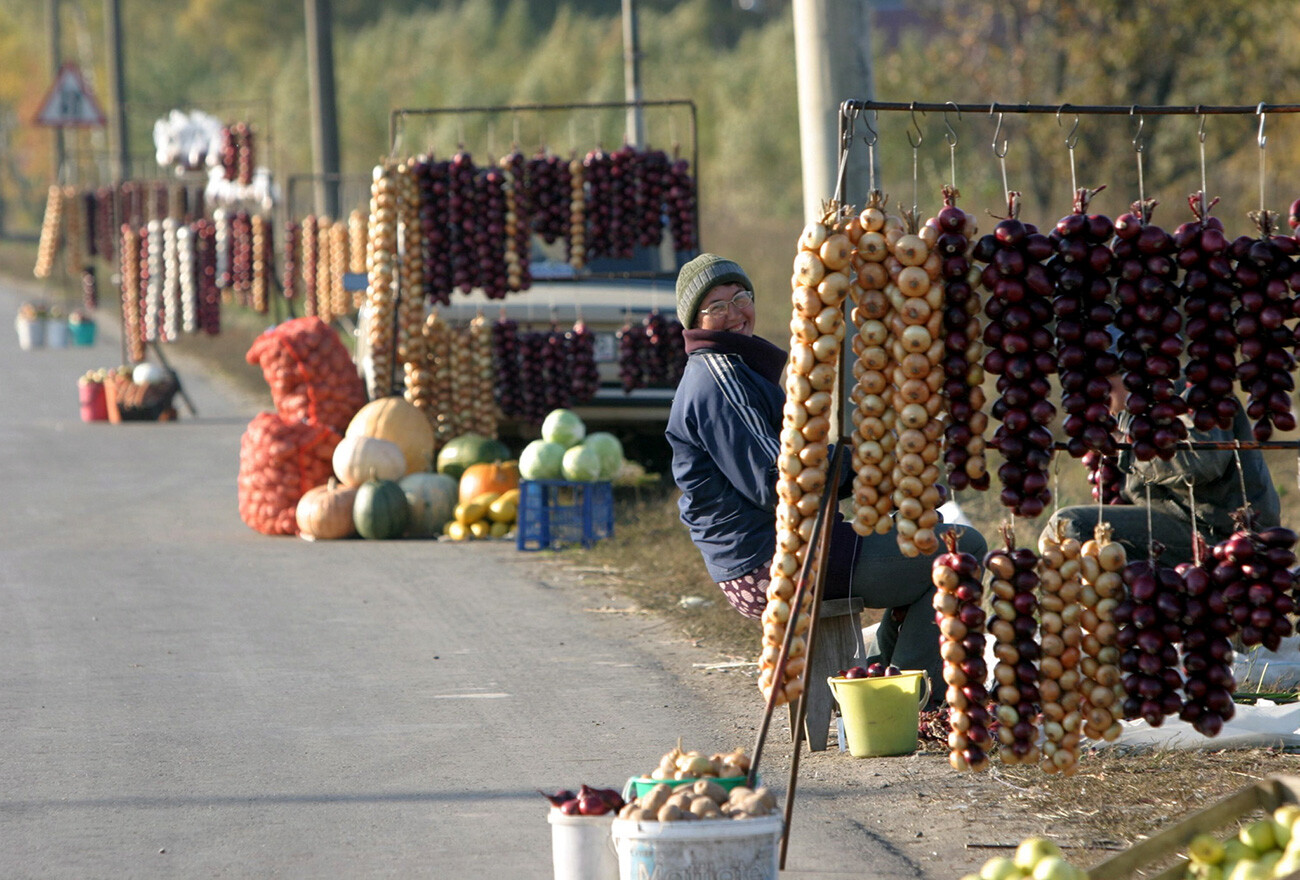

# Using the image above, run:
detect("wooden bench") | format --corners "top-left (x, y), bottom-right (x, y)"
top-left (792, 597), bottom-right (867, 752)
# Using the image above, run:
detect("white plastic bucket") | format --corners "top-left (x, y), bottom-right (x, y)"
top-left (548, 810), bottom-right (619, 880)
top-left (611, 814), bottom-right (783, 880)
top-left (15, 316), bottom-right (45, 350)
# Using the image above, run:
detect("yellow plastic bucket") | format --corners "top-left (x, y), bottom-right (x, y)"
top-left (827, 670), bottom-right (931, 757)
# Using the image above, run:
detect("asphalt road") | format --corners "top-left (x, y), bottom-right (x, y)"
top-left (2, 277), bottom-right (931, 879)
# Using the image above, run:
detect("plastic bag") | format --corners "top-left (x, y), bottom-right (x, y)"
top-left (246, 316), bottom-right (366, 434)
top-left (237, 411), bottom-right (341, 536)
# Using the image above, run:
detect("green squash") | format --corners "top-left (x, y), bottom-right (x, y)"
top-left (436, 433), bottom-right (511, 480)
top-left (353, 478), bottom-right (410, 540)
top-left (399, 472), bottom-right (458, 538)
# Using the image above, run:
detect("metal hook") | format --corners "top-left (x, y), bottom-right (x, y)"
top-left (861, 109), bottom-right (879, 148)
top-left (838, 100), bottom-right (858, 153)
top-left (1257, 102), bottom-right (1268, 149)
top-left (943, 102), bottom-right (960, 147)
top-left (1130, 106), bottom-right (1145, 154)
top-left (906, 102), bottom-right (925, 149)
top-left (1056, 105), bottom-right (1080, 150)
top-left (1196, 106), bottom-right (1207, 144)
top-left (990, 104), bottom-right (1008, 159)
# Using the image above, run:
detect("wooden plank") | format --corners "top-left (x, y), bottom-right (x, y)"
top-left (1086, 776), bottom-right (1300, 880)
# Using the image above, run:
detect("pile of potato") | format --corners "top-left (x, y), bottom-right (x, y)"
top-left (644, 743), bottom-right (751, 781)
top-left (618, 782), bottom-right (777, 823)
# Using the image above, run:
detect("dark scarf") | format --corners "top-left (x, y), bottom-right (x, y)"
top-left (683, 329), bottom-right (787, 387)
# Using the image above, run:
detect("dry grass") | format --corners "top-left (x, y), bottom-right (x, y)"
top-left (988, 747), bottom-right (1300, 846)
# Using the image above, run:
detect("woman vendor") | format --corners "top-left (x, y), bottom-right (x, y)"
top-left (665, 253), bottom-right (987, 694)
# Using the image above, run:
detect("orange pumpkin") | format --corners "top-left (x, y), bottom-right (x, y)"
top-left (458, 460), bottom-right (520, 505)
top-left (295, 478), bottom-right (359, 540)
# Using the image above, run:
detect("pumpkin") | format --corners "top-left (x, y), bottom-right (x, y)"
top-left (295, 478), bottom-right (359, 540)
top-left (353, 478), bottom-right (410, 540)
top-left (333, 434), bottom-right (407, 486)
top-left (458, 460), bottom-right (520, 505)
top-left (436, 432), bottom-right (512, 480)
top-left (399, 472), bottom-right (458, 538)
top-left (345, 396), bottom-right (436, 475)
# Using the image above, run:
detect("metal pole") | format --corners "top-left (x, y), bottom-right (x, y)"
top-left (621, 0), bottom-right (645, 148)
top-left (792, 0), bottom-right (873, 222)
top-left (104, 0), bottom-right (129, 182)
top-left (304, 0), bottom-right (341, 217)
top-left (47, 0), bottom-right (65, 181)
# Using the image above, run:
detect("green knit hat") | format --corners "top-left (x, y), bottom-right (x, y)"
top-left (675, 254), bottom-right (753, 328)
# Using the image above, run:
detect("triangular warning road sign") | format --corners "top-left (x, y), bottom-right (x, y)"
top-left (35, 62), bottom-right (106, 128)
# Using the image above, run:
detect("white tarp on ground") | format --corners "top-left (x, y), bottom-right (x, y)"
top-left (1094, 701), bottom-right (1300, 751)
top-left (1095, 637), bottom-right (1300, 751)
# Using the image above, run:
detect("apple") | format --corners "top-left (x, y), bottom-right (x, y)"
top-left (1031, 856), bottom-right (1081, 880)
top-left (1239, 818), bottom-right (1276, 854)
top-left (1273, 848), bottom-right (1300, 876)
top-left (1273, 816), bottom-right (1293, 850)
top-left (885, 665), bottom-right (902, 676)
top-left (977, 856), bottom-right (1021, 880)
top-left (844, 666), bottom-right (869, 679)
top-left (866, 662), bottom-right (887, 677)
top-left (1014, 837), bottom-right (1062, 870)
top-left (1222, 838), bottom-right (1254, 864)
top-left (1187, 832), bottom-right (1226, 865)
top-left (1227, 852), bottom-right (1278, 880)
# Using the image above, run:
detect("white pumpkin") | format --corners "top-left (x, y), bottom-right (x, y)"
top-left (399, 472), bottom-right (458, 538)
top-left (333, 435), bottom-right (407, 486)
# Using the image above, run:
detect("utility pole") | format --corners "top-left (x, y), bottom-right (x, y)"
top-left (791, 0), bottom-right (874, 221)
top-left (104, 0), bottom-right (129, 183)
top-left (304, 0), bottom-right (341, 217)
top-left (47, 0), bottom-right (64, 180)
top-left (622, 0), bottom-right (645, 148)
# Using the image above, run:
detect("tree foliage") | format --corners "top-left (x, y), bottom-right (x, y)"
top-left (3, 0), bottom-right (1300, 255)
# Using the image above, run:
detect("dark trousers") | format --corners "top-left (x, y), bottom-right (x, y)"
top-left (1044, 504), bottom-right (1198, 569)
top-left (831, 522), bottom-right (988, 698)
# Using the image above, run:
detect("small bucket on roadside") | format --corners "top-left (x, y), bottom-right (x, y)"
top-left (45, 319), bottom-right (69, 348)
top-left (610, 815), bottom-right (782, 880)
top-left (78, 382), bottom-right (108, 422)
top-left (69, 320), bottom-right (96, 346)
top-left (15, 316), bottom-right (45, 350)
top-left (828, 670), bottom-right (930, 757)
top-left (548, 810), bottom-right (619, 880)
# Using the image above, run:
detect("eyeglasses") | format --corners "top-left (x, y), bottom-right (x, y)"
top-left (698, 290), bottom-right (754, 320)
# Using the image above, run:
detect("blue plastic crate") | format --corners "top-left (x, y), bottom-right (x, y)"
top-left (516, 480), bottom-right (614, 551)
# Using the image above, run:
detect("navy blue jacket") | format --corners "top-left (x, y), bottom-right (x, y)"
top-left (665, 330), bottom-right (788, 582)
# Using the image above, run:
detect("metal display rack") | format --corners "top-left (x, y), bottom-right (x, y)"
top-left (748, 98), bottom-right (1300, 868)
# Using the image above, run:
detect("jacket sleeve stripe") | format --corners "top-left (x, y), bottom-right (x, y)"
top-left (701, 352), bottom-right (781, 461)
